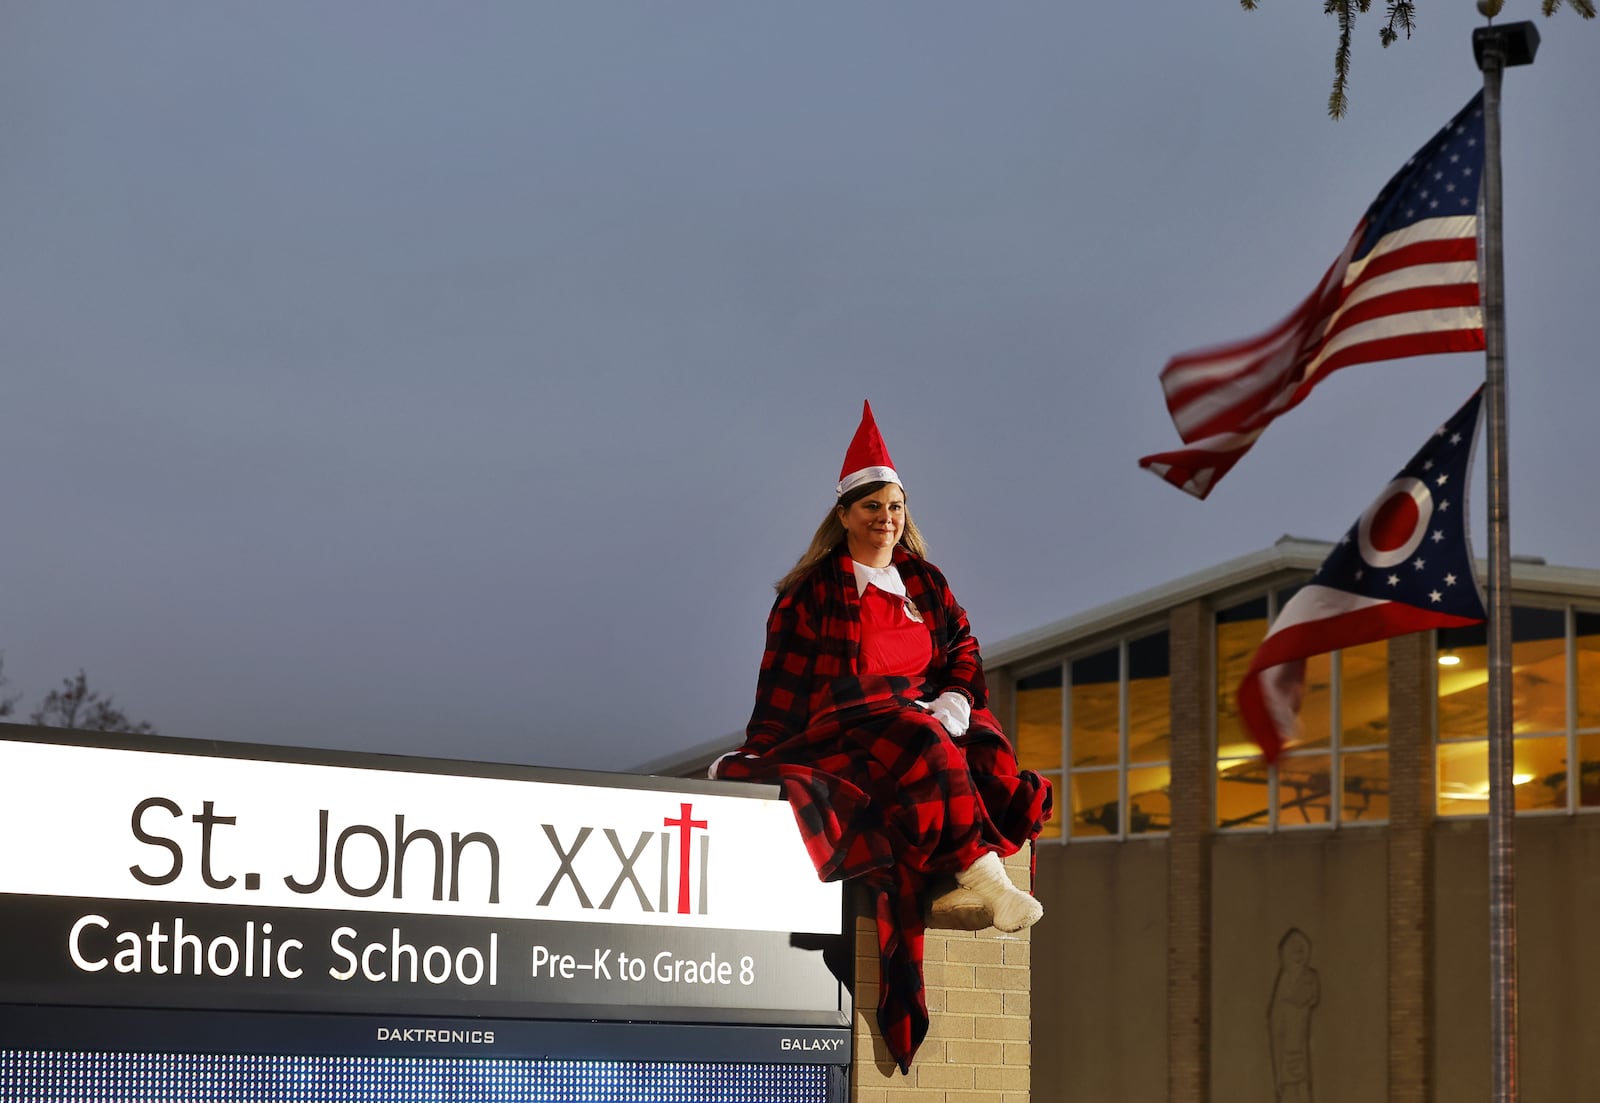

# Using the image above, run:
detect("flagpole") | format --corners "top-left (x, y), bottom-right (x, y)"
top-left (1472, 16), bottom-right (1538, 1103)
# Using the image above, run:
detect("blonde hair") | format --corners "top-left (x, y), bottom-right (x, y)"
top-left (773, 481), bottom-right (926, 595)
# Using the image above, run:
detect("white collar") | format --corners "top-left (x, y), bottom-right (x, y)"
top-left (851, 559), bottom-right (906, 599)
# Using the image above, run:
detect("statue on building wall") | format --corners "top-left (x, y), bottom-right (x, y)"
top-left (1268, 927), bottom-right (1319, 1103)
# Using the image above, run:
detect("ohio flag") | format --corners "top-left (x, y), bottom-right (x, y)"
top-left (1239, 388), bottom-right (1488, 761)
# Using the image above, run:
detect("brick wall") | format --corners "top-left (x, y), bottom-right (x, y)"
top-left (851, 850), bottom-right (1034, 1103)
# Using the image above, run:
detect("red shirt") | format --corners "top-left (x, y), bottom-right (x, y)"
top-left (857, 583), bottom-right (933, 678)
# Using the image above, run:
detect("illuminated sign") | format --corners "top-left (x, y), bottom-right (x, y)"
top-left (0, 728), bottom-right (847, 1027)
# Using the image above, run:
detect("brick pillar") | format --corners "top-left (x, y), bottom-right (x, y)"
top-left (1167, 599), bottom-right (1212, 1103)
top-left (852, 850), bottom-right (1034, 1102)
top-left (1387, 631), bottom-right (1435, 1103)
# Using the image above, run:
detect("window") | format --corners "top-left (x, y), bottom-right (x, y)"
top-left (1013, 630), bottom-right (1170, 842)
top-left (1215, 591), bottom-right (1390, 831)
top-left (1577, 610), bottom-right (1600, 807)
top-left (1014, 665), bottom-right (1063, 840)
top-left (1437, 605), bottom-right (1598, 815)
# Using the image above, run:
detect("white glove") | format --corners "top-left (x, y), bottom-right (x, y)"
top-left (916, 690), bottom-right (971, 737)
top-left (708, 750), bottom-right (762, 780)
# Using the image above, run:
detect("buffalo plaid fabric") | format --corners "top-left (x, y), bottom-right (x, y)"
top-left (717, 547), bottom-right (1053, 1073)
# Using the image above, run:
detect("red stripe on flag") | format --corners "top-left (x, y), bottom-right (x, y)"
top-left (1331, 283), bottom-right (1482, 332)
top-left (1240, 601), bottom-right (1484, 762)
top-left (1308, 327), bottom-right (1487, 380)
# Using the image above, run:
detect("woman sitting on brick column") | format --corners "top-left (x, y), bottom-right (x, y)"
top-left (711, 400), bottom-right (1052, 1073)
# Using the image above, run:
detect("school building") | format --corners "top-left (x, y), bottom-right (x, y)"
top-left (646, 535), bottom-right (1600, 1102)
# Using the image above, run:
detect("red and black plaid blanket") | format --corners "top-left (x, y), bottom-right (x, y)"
top-left (716, 548), bottom-right (1052, 1072)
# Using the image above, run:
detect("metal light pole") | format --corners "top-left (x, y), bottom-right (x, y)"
top-left (1472, 17), bottom-right (1539, 1103)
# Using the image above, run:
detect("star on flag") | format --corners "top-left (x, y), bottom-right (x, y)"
top-left (1238, 388), bottom-right (1488, 762)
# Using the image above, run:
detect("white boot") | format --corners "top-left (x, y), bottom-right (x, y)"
top-left (928, 882), bottom-right (993, 931)
top-left (954, 851), bottom-right (1043, 933)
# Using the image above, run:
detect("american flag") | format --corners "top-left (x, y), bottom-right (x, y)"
top-left (1238, 388), bottom-right (1487, 762)
top-left (1139, 93), bottom-right (1487, 499)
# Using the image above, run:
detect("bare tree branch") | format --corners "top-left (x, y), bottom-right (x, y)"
top-left (0, 654), bottom-right (18, 719)
top-left (27, 669), bottom-right (156, 734)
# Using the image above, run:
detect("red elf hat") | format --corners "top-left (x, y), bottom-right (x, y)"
top-left (836, 400), bottom-right (902, 499)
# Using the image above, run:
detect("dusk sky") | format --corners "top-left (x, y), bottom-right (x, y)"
top-left (4, 4), bottom-right (1596, 774)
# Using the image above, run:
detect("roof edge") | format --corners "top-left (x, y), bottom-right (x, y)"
top-left (982, 537), bottom-right (1600, 669)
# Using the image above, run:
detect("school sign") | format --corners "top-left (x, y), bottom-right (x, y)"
top-left (0, 725), bottom-right (852, 1100)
